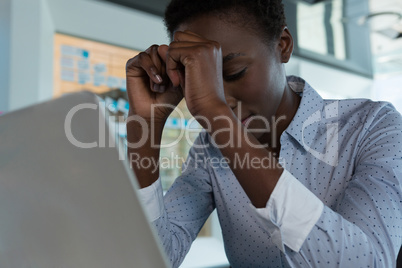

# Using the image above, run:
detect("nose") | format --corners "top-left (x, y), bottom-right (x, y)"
top-left (225, 94), bottom-right (238, 110)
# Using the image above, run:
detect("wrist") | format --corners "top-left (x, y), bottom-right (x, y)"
top-left (126, 114), bottom-right (165, 150)
top-left (128, 109), bottom-right (168, 126)
top-left (194, 102), bottom-right (234, 129)
top-left (126, 117), bottom-right (163, 188)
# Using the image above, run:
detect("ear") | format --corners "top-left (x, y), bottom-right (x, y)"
top-left (278, 27), bottom-right (294, 63)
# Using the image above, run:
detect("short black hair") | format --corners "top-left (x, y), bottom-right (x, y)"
top-left (164, 0), bottom-right (286, 45)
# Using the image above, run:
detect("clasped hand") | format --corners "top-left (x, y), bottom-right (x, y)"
top-left (126, 30), bottom-right (228, 124)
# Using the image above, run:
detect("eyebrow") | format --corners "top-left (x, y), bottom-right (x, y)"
top-left (222, 53), bottom-right (245, 64)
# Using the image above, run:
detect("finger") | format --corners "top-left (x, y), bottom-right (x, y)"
top-left (164, 41), bottom-right (211, 87)
top-left (158, 42), bottom-right (204, 63)
top-left (168, 41), bottom-right (210, 49)
top-left (182, 30), bottom-right (205, 39)
top-left (165, 48), bottom-right (182, 88)
top-left (127, 51), bottom-right (163, 86)
top-left (145, 45), bottom-right (164, 81)
top-left (166, 46), bottom-right (203, 88)
top-left (155, 45), bottom-right (174, 93)
top-left (157, 44), bottom-right (169, 63)
top-left (146, 45), bottom-right (166, 93)
top-left (173, 30), bottom-right (207, 42)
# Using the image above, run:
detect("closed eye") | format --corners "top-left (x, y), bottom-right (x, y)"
top-left (223, 68), bottom-right (247, 82)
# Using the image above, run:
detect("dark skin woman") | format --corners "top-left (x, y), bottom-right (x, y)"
top-left (126, 11), bottom-right (297, 207)
top-left (126, 0), bottom-right (402, 267)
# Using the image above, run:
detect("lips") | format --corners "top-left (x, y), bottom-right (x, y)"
top-left (241, 115), bottom-right (253, 125)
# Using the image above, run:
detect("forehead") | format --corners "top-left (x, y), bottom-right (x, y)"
top-left (175, 13), bottom-right (268, 56)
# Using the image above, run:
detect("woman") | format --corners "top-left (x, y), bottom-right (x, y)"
top-left (126, 0), bottom-right (402, 267)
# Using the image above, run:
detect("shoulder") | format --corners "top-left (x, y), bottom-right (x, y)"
top-left (330, 99), bottom-right (402, 162)
top-left (325, 98), bottom-right (402, 129)
top-left (188, 130), bottom-right (228, 163)
top-left (188, 130), bottom-right (220, 156)
top-left (192, 130), bottom-right (210, 147)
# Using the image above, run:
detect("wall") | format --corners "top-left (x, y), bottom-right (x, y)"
top-left (1, 0), bottom-right (168, 113)
top-left (285, 56), bottom-right (402, 114)
top-left (8, 0), bottom-right (53, 112)
top-left (48, 0), bottom-right (168, 51)
top-left (286, 56), bottom-right (374, 99)
top-left (2, 0), bottom-right (378, 112)
top-left (0, 0), bottom-right (11, 113)
top-left (371, 75), bottom-right (402, 112)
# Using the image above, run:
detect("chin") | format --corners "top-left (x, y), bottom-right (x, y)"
top-left (244, 129), bottom-right (267, 146)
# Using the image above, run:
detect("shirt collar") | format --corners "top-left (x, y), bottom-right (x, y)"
top-left (283, 76), bottom-right (325, 150)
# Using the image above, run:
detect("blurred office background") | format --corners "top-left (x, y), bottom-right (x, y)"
top-left (1, 0), bottom-right (401, 267)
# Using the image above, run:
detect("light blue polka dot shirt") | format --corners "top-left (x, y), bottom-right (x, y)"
top-left (139, 76), bottom-right (402, 268)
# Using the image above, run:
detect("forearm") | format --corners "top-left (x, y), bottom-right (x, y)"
top-left (202, 105), bottom-right (283, 208)
top-left (126, 116), bottom-right (165, 188)
top-left (139, 180), bottom-right (197, 268)
top-left (137, 134), bottom-right (215, 268)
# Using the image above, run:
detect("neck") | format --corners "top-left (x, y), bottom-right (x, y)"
top-left (259, 83), bottom-right (301, 154)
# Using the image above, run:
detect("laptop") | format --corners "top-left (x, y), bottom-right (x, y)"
top-left (0, 92), bottom-right (170, 268)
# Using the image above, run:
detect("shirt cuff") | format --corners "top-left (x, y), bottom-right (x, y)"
top-left (251, 169), bottom-right (324, 253)
top-left (137, 177), bottom-right (164, 222)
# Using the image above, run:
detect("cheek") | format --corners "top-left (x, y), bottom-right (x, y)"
top-left (235, 67), bottom-right (272, 106)
top-left (250, 61), bottom-right (284, 113)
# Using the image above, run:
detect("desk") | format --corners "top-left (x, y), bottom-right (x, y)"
top-left (180, 237), bottom-right (230, 268)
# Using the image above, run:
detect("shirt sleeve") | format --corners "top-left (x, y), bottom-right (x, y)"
top-left (137, 177), bottom-right (164, 222)
top-left (138, 132), bottom-right (215, 268)
top-left (251, 169), bottom-right (324, 253)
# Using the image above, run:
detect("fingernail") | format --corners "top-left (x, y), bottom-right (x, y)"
top-left (153, 84), bottom-right (160, 92)
top-left (155, 74), bottom-right (162, 83)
